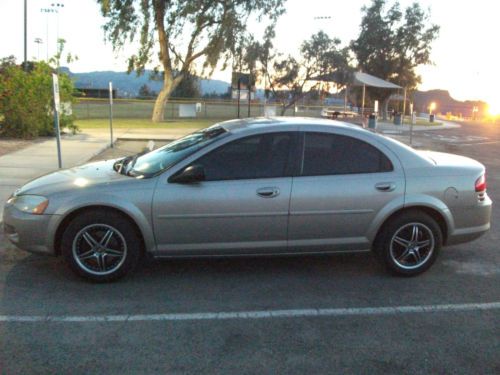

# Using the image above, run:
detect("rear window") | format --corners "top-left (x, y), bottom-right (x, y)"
top-left (302, 132), bottom-right (393, 176)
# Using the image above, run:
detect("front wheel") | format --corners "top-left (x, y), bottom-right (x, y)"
top-left (374, 211), bottom-right (442, 276)
top-left (61, 210), bottom-right (142, 282)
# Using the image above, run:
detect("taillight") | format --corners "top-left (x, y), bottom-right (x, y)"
top-left (475, 174), bottom-right (486, 192)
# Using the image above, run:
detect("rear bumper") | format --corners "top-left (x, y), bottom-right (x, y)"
top-left (2, 204), bottom-right (58, 255)
top-left (446, 195), bottom-right (492, 246)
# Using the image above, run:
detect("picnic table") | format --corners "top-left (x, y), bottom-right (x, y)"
top-left (321, 108), bottom-right (359, 119)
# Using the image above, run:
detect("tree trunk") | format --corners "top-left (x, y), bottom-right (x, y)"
top-left (151, 81), bottom-right (174, 123)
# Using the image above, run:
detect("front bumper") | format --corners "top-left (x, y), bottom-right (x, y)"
top-left (2, 203), bottom-right (58, 255)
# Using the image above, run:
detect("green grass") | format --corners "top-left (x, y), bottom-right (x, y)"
top-left (76, 118), bottom-right (225, 130)
top-left (415, 118), bottom-right (442, 126)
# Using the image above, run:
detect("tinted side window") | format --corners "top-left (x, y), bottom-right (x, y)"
top-left (302, 132), bottom-right (393, 176)
top-left (196, 133), bottom-right (292, 181)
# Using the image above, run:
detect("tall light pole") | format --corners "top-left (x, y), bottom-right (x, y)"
top-left (40, 7), bottom-right (57, 61)
top-left (34, 38), bottom-right (43, 61)
top-left (429, 101), bottom-right (436, 115)
top-left (51, 3), bottom-right (64, 43)
top-left (429, 101), bottom-right (437, 123)
top-left (24, 0), bottom-right (27, 70)
top-left (40, 3), bottom-right (64, 63)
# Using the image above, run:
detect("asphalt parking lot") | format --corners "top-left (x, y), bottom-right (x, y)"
top-left (1, 121), bottom-right (499, 374)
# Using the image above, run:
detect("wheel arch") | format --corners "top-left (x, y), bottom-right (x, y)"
top-left (372, 205), bottom-right (450, 249)
top-left (52, 205), bottom-right (152, 256)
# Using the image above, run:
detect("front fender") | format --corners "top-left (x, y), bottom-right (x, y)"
top-left (47, 192), bottom-right (156, 254)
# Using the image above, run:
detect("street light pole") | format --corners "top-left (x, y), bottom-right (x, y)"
top-left (40, 8), bottom-right (55, 61)
top-left (51, 3), bottom-right (64, 44)
top-left (402, 88), bottom-right (407, 125)
top-left (40, 3), bottom-right (63, 63)
top-left (34, 38), bottom-right (43, 61)
top-left (24, 0), bottom-right (27, 70)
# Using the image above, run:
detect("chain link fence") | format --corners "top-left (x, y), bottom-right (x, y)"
top-left (73, 98), bottom-right (352, 121)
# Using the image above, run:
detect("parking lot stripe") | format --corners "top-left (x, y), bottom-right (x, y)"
top-left (1, 302), bottom-right (499, 323)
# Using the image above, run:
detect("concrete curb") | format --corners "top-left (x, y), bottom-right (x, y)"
top-left (116, 137), bottom-right (175, 142)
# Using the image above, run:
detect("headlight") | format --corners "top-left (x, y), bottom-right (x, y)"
top-left (6, 195), bottom-right (49, 215)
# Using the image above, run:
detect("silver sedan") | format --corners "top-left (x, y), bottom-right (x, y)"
top-left (2, 118), bottom-right (492, 282)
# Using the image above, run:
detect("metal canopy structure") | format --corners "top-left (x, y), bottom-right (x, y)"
top-left (311, 71), bottom-right (402, 116)
top-left (352, 72), bottom-right (401, 118)
top-left (352, 72), bottom-right (401, 89)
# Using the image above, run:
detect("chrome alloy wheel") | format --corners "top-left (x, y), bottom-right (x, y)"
top-left (389, 222), bottom-right (435, 270)
top-left (72, 224), bottom-right (128, 276)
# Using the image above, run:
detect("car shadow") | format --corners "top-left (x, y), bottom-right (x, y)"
top-left (0, 249), bottom-right (386, 316)
top-left (2, 241), bottom-right (491, 318)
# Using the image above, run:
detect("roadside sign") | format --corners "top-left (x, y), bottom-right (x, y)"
top-left (52, 73), bottom-right (62, 168)
top-left (109, 82), bottom-right (113, 104)
top-left (109, 81), bottom-right (114, 148)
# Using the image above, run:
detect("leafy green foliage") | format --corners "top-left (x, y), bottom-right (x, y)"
top-left (172, 72), bottom-right (200, 98)
top-left (138, 83), bottom-right (156, 98)
top-left (0, 58), bottom-right (77, 138)
top-left (239, 31), bottom-right (352, 114)
top-left (351, 0), bottom-right (440, 109)
top-left (96, 0), bottom-right (286, 121)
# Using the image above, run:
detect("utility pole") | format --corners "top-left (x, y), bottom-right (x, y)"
top-left (40, 3), bottom-right (64, 63)
top-left (34, 38), bottom-right (43, 61)
top-left (40, 8), bottom-right (55, 61)
top-left (24, 0), bottom-right (27, 70)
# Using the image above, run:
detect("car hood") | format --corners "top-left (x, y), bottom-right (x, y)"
top-left (15, 159), bottom-right (131, 196)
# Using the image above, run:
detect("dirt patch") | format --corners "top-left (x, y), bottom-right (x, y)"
top-left (0, 138), bottom-right (44, 157)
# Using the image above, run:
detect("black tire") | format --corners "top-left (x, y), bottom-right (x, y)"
top-left (61, 209), bottom-right (142, 282)
top-left (374, 211), bottom-right (442, 276)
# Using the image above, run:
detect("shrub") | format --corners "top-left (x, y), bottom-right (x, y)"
top-left (0, 58), bottom-right (78, 138)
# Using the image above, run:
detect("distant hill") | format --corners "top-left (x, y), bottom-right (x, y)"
top-left (63, 68), bottom-right (486, 116)
top-left (63, 68), bottom-right (230, 97)
top-left (413, 89), bottom-right (487, 117)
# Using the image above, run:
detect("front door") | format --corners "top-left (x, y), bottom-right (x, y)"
top-left (152, 132), bottom-right (295, 255)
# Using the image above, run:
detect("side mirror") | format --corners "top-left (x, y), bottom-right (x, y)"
top-left (169, 164), bottom-right (205, 184)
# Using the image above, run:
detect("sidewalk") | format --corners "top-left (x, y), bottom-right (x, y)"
top-left (0, 128), bottom-right (194, 219)
top-left (0, 130), bottom-right (120, 219)
top-left (115, 127), bottom-right (194, 141)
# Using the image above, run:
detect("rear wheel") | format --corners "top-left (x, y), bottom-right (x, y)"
top-left (61, 210), bottom-right (142, 282)
top-left (375, 211), bottom-right (442, 276)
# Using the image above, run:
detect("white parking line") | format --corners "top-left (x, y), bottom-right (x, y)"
top-left (1, 302), bottom-right (499, 323)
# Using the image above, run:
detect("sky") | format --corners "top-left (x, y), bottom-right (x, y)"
top-left (0, 0), bottom-right (499, 108)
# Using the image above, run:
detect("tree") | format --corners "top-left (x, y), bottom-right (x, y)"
top-left (97, 0), bottom-right (286, 122)
top-left (172, 72), bottom-right (200, 98)
top-left (351, 0), bottom-right (440, 119)
top-left (242, 31), bottom-right (352, 115)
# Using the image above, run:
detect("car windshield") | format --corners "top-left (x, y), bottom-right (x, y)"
top-left (123, 125), bottom-right (227, 178)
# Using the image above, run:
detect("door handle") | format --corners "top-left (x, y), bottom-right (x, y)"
top-left (256, 187), bottom-right (280, 198)
top-left (375, 182), bottom-right (396, 192)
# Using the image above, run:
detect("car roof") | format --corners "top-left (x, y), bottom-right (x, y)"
top-left (217, 117), bottom-right (363, 134)
top-left (213, 116), bottom-right (432, 169)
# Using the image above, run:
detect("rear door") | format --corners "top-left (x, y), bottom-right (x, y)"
top-left (288, 130), bottom-right (405, 252)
